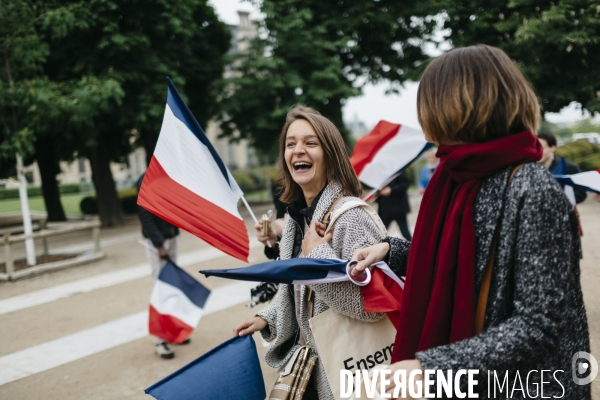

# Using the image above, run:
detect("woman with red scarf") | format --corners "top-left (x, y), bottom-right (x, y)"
top-left (351, 45), bottom-right (590, 399)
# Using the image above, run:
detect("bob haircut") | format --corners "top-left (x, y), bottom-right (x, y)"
top-left (278, 109), bottom-right (362, 204)
top-left (417, 45), bottom-right (540, 144)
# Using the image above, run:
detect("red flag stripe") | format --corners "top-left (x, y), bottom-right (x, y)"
top-left (362, 268), bottom-right (404, 327)
top-left (149, 305), bottom-right (194, 344)
top-left (350, 120), bottom-right (400, 176)
top-left (138, 157), bottom-right (250, 262)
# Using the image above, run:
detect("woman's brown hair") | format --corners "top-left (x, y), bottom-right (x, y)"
top-left (278, 108), bottom-right (362, 204)
top-left (417, 45), bottom-right (540, 144)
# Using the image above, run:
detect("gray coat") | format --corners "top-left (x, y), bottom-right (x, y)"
top-left (386, 163), bottom-right (591, 399)
top-left (257, 181), bottom-right (386, 399)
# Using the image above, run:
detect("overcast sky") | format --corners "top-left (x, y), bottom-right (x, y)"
top-left (210, 0), bottom-right (593, 130)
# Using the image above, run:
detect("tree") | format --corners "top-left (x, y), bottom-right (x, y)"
top-left (438, 0), bottom-right (600, 115)
top-left (39, 0), bottom-right (231, 226)
top-left (219, 0), bottom-right (437, 158)
top-left (1, 1), bottom-right (124, 221)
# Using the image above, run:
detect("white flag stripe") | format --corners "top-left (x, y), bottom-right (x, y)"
top-left (292, 271), bottom-right (348, 285)
top-left (154, 105), bottom-right (242, 217)
top-left (377, 262), bottom-right (405, 289)
top-left (150, 278), bottom-right (205, 328)
top-left (358, 124), bottom-right (428, 189)
top-left (570, 171), bottom-right (600, 192)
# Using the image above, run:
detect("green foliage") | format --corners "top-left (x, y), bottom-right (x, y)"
top-left (231, 170), bottom-right (264, 192)
top-left (0, 183), bottom-right (83, 200)
top-left (41, 0), bottom-right (231, 160)
top-left (0, 193), bottom-right (83, 215)
top-left (219, 0), bottom-right (437, 156)
top-left (79, 187), bottom-right (139, 215)
top-left (0, 1), bottom-right (126, 177)
top-left (79, 196), bottom-right (98, 215)
top-left (557, 140), bottom-right (600, 171)
top-left (439, 0), bottom-right (600, 115)
top-left (1, 0), bottom-right (231, 224)
top-left (568, 118), bottom-right (600, 134)
top-left (540, 120), bottom-right (573, 138)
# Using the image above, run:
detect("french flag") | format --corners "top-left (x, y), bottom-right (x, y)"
top-left (146, 335), bottom-right (266, 400)
top-left (555, 170), bottom-right (600, 194)
top-left (138, 78), bottom-right (249, 262)
top-left (200, 258), bottom-right (404, 326)
top-left (150, 261), bottom-right (211, 344)
top-left (350, 120), bottom-right (431, 195)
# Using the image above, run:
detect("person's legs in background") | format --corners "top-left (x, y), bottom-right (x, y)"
top-left (145, 238), bottom-right (178, 359)
top-left (378, 212), bottom-right (393, 230)
top-left (165, 236), bottom-right (178, 265)
top-left (395, 214), bottom-right (412, 241)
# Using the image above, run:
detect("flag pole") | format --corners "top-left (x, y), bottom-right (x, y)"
top-left (241, 196), bottom-right (272, 248)
top-left (16, 153), bottom-right (36, 266)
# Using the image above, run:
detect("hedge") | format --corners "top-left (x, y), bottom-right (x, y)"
top-left (557, 140), bottom-right (600, 171)
top-left (80, 188), bottom-right (139, 215)
top-left (0, 183), bottom-right (82, 200)
top-left (232, 170), bottom-right (267, 192)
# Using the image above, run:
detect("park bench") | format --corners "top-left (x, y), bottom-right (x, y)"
top-left (0, 217), bottom-right (104, 281)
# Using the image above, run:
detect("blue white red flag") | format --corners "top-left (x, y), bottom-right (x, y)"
top-left (350, 120), bottom-right (432, 197)
top-left (555, 169), bottom-right (600, 194)
top-left (201, 258), bottom-right (405, 325)
top-left (145, 335), bottom-right (266, 400)
top-left (150, 261), bottom-right (210, 344)
top-left (138, 78), bottom-right (249, 261)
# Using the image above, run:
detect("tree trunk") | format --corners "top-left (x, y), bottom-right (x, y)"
top-left (89, 144), bottom-right (124, 227)
top-left (34, 137), bottom-right (67, 222)
top-left (141, 130), bottom-right (159, 167)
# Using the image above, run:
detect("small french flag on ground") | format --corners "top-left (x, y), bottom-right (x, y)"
top-left (150, 261), bottom-right (211, 344)
top-left (138, 78), bottom-right (249, 262)
top-left (145, 335), bottom-right (265, 400)
top-left (350, 120), bottom-right (431, 194)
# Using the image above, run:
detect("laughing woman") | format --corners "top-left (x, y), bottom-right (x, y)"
top-left (233, 109), bottom-right (386, 399)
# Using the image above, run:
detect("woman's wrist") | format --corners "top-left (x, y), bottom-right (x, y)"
top-left (382, 237), bottom-right (393, 264)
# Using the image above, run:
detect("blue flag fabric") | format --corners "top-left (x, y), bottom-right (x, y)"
top-left (145, 335), bottom-right (266, 400)
top-left (200, 257), bottom-right (349, 285)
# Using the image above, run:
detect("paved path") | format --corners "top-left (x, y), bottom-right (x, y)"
top-left (0, 198), bottom-right (598, 399)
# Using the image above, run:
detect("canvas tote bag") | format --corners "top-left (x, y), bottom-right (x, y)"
top-left (310, 199), bottom-right (398, 400)
top-left (309, 310), bottom-right (397, 400)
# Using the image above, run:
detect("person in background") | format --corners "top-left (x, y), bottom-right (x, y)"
top-left (418, 148), bottom-right (438, 193)
top-left (137, 173), bottom-right (184, 359)
top-left (538, 131), bottom-right (587, 204)
top-left (376, 172), bottom-right (412, 240)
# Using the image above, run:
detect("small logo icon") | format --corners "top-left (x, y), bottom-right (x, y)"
top-left (572, 351), bottom-right (598, 385)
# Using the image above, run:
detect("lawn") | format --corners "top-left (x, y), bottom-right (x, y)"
top-left (0, 194), bottom-right (83, 215)
top-left (244, 189), bottom-right (270, 203)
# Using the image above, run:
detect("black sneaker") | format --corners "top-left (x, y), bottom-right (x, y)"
top-left (154, 342), bottom-right (175, 359)
top-left (179, 338), bottom-right (191, 345)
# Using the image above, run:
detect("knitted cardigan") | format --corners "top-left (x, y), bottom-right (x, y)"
top-left (386, 163), bottom-right (590, 399)
top-left (257, 181), bottom-right (386, 399)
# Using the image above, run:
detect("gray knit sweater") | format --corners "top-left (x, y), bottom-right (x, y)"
top-left (257, 181), bottom-right (386, 399)
top-left (386, 163), bottom-right (591, 399)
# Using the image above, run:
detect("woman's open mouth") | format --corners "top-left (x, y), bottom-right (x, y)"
top-left (293, 162), bottom-right (313, 172)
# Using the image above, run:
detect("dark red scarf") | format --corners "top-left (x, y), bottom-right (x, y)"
top-left (391, 131), bottom-right (542, 362)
